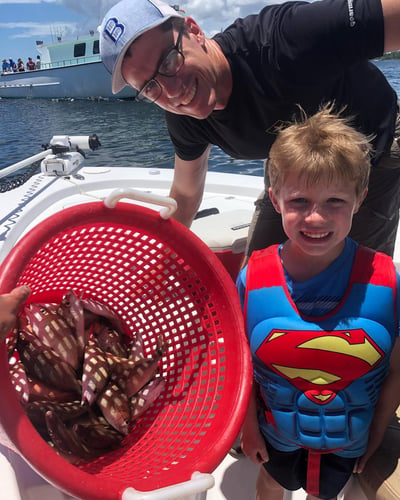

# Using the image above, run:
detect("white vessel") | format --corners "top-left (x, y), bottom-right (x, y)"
top-left (0, 35), bottom-right (135, 99)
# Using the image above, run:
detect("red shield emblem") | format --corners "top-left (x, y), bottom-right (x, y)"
top-left (256, 329), bottom-right (383, 404)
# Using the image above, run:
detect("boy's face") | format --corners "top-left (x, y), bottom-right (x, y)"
top-left (269, 171), bottom-right (367, 260)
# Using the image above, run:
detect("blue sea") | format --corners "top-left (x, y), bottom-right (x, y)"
top-left (0, 59), bottom-right (399, 175)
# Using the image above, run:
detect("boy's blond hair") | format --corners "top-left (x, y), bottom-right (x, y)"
top-left (268, 104), bottom-right (372, 200)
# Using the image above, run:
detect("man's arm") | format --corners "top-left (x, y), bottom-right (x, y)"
top-left (169, 146), bottom-right (211, 227)
top-left (382, 0), bottom-right (400, 52)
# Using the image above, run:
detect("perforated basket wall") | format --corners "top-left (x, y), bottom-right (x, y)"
top-left (0, 201), bottom-right (252, 500)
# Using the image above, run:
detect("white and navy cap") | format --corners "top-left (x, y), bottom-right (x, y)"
top-left (100, 0), bottom-right (182, 94)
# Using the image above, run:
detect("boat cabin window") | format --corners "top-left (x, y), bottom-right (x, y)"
top-left (93, 40), bottom-right (99, 55)
top-left (74, 43), bottom-right (86, 58)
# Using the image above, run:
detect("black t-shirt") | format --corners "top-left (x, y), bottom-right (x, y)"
top-left (166, 0), bottom-right (398, 166)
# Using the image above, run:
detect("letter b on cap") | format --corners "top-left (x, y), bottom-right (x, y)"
top-left (104, 17), bottom-right (125, 44)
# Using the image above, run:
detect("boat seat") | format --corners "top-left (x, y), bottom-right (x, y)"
top-left (357, 407), bottom-right (400, 499)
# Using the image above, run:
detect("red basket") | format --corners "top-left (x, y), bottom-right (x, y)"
top-left (0, 197), bottom-right (252, 500)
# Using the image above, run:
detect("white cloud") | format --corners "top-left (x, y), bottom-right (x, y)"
top-left (0, 0), bottom-right (60, 3)
top-left (1, 0), bottom-right (301, 40)
top-left (0, 21), bottom-right (78, 38)
top-left (61, 0), bottom-right (288, 35)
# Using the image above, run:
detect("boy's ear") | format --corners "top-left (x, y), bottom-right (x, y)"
top-left (269, 187), bottom-right (281, 214)
top-left (354, 188), bottom-right (368, 213)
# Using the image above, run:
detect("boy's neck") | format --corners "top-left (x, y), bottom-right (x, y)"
top-left (280, 240), bottom-right (346, 282)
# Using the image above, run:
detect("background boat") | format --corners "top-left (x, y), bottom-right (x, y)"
top-left (0, 34), bottom-right (136, 100)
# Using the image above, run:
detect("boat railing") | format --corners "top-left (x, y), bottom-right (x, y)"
top-left (0, 54), bottom-right (102, 75)
top-left (39, 54), bottom-right (102, 70)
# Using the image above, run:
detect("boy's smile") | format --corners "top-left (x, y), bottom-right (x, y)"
top-left (269, 172), bottom-right (367, 278)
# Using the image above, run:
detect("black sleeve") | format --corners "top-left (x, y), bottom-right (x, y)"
top-left (165, 111), bottom-right (210, 161)
top-left (218, 0), bottom-right (384, 80)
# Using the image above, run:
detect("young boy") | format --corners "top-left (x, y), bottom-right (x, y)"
top-left (237, 105), bottom-right (400, 500)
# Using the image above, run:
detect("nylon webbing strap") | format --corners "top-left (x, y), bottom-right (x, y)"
top-left (307, 451), bottom-right (321, 496)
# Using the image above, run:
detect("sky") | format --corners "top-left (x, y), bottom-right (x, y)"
top-left (0, 0), bottom-right (286, 63)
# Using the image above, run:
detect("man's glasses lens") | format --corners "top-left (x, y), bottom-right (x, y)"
top-left (135, 26), bottom-right (185, 104)
top-left (136, 80), bottom-right (162, 103)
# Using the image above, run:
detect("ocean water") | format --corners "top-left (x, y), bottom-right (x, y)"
top-left (0, 59), bottom-right (399, 175)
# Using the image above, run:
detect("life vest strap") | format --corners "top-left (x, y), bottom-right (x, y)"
top-left (307, 451), bottom-right (321, 496)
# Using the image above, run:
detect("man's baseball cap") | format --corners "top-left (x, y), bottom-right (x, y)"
top-left (100, 0), bottom-right (182, 94)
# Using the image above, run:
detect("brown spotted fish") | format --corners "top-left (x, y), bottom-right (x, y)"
top-left (111, 335), bottom-right (168, 397)
top-left (81, 339), bottom-right (111, 406)
top-left (97, 382), bottom-right (131, 435)
top-left (92, 323), bottom-right (129, 358)
top-left (10, 291), bottom-right (168, 462)
top-left (10, 361), bottom-right (77, 404)
top-left (130, 376), bottom-right (166, 420)
top-left (45, 410), bottom-right (99, 460)
top-left (17, 334), bottom-right (81, 393)
top-left (57, 290), bottom-right (86, 360)
top-left (9, 362), bottom-right (30, 404)
top-left (81, 297), bottom-right (124, 333)
top-left (25, 400), bottom-right (83, 437)
top-left (22, 304), bottom-right (80, 369)
top-left (72, 414), bottom-right (124, 450)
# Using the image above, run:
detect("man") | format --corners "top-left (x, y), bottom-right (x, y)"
top-left (100, 0), bottom-right (400, 257)
top-left (26, 57), bottom-right (36, 70)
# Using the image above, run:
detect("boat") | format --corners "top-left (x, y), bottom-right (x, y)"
top-left (0, 135), bottom-right (398, 500)
top-left (0, 34), bottom-right (135, 100)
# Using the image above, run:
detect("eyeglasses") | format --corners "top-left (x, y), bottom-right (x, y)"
top-left (135, 26), bottom-right (185, 104)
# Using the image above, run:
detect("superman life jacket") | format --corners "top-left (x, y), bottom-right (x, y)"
top-left (245, 244), bottom-right (397, 458)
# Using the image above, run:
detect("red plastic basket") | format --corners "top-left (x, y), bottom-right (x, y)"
top-left (0, 195), bottom-right (252, 500)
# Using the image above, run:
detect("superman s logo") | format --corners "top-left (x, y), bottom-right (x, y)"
top-left (256, 329), bottom-right (383, 405)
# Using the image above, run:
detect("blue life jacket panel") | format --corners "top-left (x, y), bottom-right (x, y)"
top-left (245, 245), bottom-right (397, 455)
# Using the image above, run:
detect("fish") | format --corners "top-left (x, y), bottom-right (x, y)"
top-left (22, 303), bottom-right (80, 369)
top-left (81, 339), bottom-right (110, 406)
top-left (6, 327), bottom-right (18, 361)
top-left (92, 322), bottom-right (129, 358)
top-left (130, 376), bottom-right (166, 420)
top-left (111, 335), bottom-right (168, 397)
top-left (97, 382), bottom-right (131, 435)
top-left (10, 361), bottom-right (77, 404)
top-left (128, 331), bottom-right (144, 362)
top-left (9, 362), bottom-right (30, 404)
top-left (72, 414), bottom-right (124, 450)
top-left (57, 290), bottom-right (86, 360)
top-left (17, 334), bottom-right (81, 393)
top-left (80, 297), bottom-right (124, 333)
top-left (25, 400), bottom-right (84, 440)
top-left (45, 410), bottom-right (99, 460)
top-left (10, 291), bottom-right (167, 461)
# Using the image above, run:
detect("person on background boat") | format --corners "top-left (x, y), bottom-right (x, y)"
top-left (17, 58), bottom-right (25, 72)
top-left (26, 57), bottom-right (35, 71)
top-left (237, 104), bottom-right (400, 500)
top-left (100, 0), bottom-right (400, 258)
top-left (0, 286), bottom-right (30, 342)
top-left (35, 55), bottom-right (41, 70)
top-left (8, 58), bottom-right (16, 72)
top-left (2, 59), bottom-right (10, 73)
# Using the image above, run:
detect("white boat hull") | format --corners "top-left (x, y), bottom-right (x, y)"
top-left (0, 62), bottom-right (135, 99)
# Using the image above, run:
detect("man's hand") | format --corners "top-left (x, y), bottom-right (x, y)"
top-left (0, 286), bottom-right (30, 341)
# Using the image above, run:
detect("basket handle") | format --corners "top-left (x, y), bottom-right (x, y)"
top-left (104, 188), bottom-right (177, 220)
top-left (121, 471), bottom-right (215, 499)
